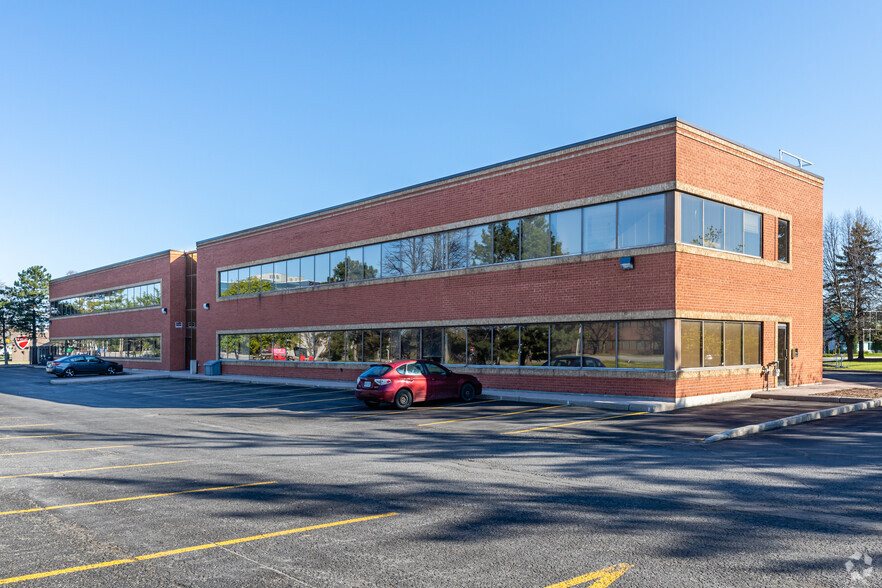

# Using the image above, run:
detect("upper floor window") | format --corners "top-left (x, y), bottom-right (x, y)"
top-left (777, 219), bottom-right (790, 263)
top-left (51, 282), bottom-right (162, 316)
top-left (218, 193), bottom-right (670, 297)
top-left (680, 194), bottom-right (761, 257)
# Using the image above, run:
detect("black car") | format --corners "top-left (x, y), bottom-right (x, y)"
top-left (46, 355), bottom-right (124, 378)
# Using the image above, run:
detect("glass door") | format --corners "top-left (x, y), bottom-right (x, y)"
top-left (777, 323), bottom-right (789, 387)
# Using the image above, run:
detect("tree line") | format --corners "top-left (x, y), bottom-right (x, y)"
top-left (824, 209), bottom-right (882, 360)
top-left (0, 266), bottom-right (51, 366)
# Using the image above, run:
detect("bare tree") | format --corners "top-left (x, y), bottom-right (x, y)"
top-left (824, 210), bottom-right (882, 360)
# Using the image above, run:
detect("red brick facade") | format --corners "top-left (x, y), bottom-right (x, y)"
top-left (48, 251), bottom-right (189, 371)
top-left (50, 119), bottom-right (824, 401)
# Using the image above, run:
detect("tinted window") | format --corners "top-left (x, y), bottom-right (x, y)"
top-left (617, 320), bottom-right (663, 369)
top-left (521, 214), bottom-right (550, 260)
top-left (724, 322), bottom-right (742, 366)
top-left (329, 250), bottom-right (346, 282)
top-left (468, 224), bottom-right (493, 266)
top-left (520, 324), bottom-right (548, 366)
top-left (703, 322), bottom-right (723, 367)
top-left (314, 253), bottom-right (331, 284)
top-left (744, 212), bottom-right (762, 257)
top-left (467, 326), bottom-right (492, 365)
top-left (444, 327), bottom-right (467, 364)
top-left (618, 195), bottom-right (665, 249)
top-left (744, 323), bottom-right (761, 365)
top-left (363, 330), bottom-right (382, 362)
top-left (681, 194), bottom-right (703, 246)
top-left (345, 248), bottom-right (364, 281)
top-left (419, 234), bottom-right (446, 272)
top-left (778, 218), bottom-right (790, 262)
top-left (550, 209), bottom-right (581, 256)
top-left (681, 320), bottom-right (702, 368)
top-left (703, 200), bottom-right (723, 249)
top-left (582, 322), bottom-right (616, 368)
top-left (363, 244), bottom-right (381, 279)
top-left (361, 365), bottom-right (392, 378)
top-left (446, 229), bottom-right (469, 269)
top-left (724, 207), bottom-right (744, 253)
top-left (423, 362), bottom-right (447, 375)
top-left (299, 256), bottom-right (315, 285)
top-left (401, 329), bottom-right (420, 360)
top-left (404, 362), bottom-right (424, 375)
top-left (583, 202), bottom-right (617, 252)
top-left (421, 327), bottom-right (442, 362)
top-left (493, 325), bottom-right (519, 365)
top-left (550, 323), bottom-right (581, 366)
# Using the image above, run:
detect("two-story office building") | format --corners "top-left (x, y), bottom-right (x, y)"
top-left (50, 118), bottom-right (823, 402)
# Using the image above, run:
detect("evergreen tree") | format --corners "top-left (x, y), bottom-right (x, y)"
top-left (9, 266), bottom-right (52, 364)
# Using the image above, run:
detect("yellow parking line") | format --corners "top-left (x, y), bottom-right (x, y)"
top-left (0, 481), bottom-right (277, 516)
top-left (351, 399), bottom-right (501, 419)
top-left (418, 405), bottom-right (563, 427)
top-left (545, 563), bottom-right (633, 588)
top-left (504, 412), bottom-right (647, 435)
top-left (0, 512), bottom-right (398, 585)
top-left (0, 434), bottom-right (82, 440)
top-left (0, 424), bottom-right (55, 429)
top-left (0, 445), bottom-right (132, 457)
top-left (0, 460), bottom-right (190, 480)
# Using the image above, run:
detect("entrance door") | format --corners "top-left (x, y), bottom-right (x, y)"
top-left (777, 323), bottom-right (789, 387)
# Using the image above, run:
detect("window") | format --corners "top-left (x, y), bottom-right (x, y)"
top-left (521, 214), bottom-right (551, 260)
top-left (467, 326), bottom-right (492, 365)
top-left (679, 320), bottom-right (761, 368)
top-left (328, 331), bottom-right (345, 361)
top-left (419, 234), bottom-right (446, 272)
top-left (520, 324), bottom-right (549, 366)
top-left (54, 282), bottom-right (162, 314)
top-left (299, 256), bottom-right (315, 285)
top-left (400, 329), bottom-right (420, 359)
top-left (778, 218), bottom-right (790, 263)
top-left (51, 336), bottom-right (161, 360)
top-left (679, 194), bottom-right (762, 258)
top-left (493, 325), bottom-right (519, 365)
top-left (329, 251), bottom-right (346, 282)
top-left (382, 329), bottom-right (401, 361)
top-left (446, 229), bottom-right (469, 269)
top-left (363, 330), bottom-right (382, 362)
top-left (345, 331), bottom-right (362, 362)
top-left (583, 202), bottom-right (617, 252)
top-left (617, 320), bottom-right (664, 369)
top-left (618, 194), bottom-right (665, 249)
top-left (680, 321), bottom-right (702, 368)
top-left (468, 224), bottom-right (493, 267)
top-left (314, 253), bottom-right (331, 284)
top-left (363, 244), bottom-right (381, 279)
top-left (444, 327), bottom-right (467, 364)
top-left (550, 323), bottom-right (581, 367)
top-left (550, 209), bottom-right (581, 256)
top-left (582, 322), bottom-right (616, 368)
top-left (421, 327), bottom-right (442, 362)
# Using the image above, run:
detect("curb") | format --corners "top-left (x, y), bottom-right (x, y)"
top-left (702, 398), bottom-right (882, 443)
top-left (753, 393), bottom-right (879, 404)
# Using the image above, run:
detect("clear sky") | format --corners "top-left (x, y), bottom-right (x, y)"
top-left (1, 1), bottom-right (879, 286)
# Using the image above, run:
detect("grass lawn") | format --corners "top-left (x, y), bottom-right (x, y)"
top-left (824, 357), bottom-right (882, 371)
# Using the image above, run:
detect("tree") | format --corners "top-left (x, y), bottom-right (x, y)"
top-left (0, 286), bottom-right (11, 366)
top-left (9, 266), bottom-right (52, 365)
top-left (823, 210), bottom-right (882, 360)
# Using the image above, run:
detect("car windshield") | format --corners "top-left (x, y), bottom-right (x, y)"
top-left (360, 365), bottom-right (392, 378)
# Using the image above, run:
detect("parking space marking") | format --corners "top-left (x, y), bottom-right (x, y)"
top-left (0, 423), bottom-right (55, 429)
top-left (0, 433), bottom-right (81, 440)
top-left (418, 405), bottom-right (563, 427)
top-left (228, 389), bottom-right (355, 405)
top-left (0, 460), bottom-right (190, 480)
top-left (0, 511), bottom-right (399, 585)
top-left (0, 445), bottom-right (133, 457)
top-left (351, 399), bottom-right (501, 419)
top-left (0, 481), bottom-right (277, 516)
top-left (256, 396), bottom-right (357, 409)
top-left (182, 387), bottom-right (312, 401)
top-left (545, 563), bottom-right (633, 588)
top-left (504, 412), bottom-right (647, 435)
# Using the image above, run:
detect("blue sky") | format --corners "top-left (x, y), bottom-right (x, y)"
top-left (1, 1), bottom-right (879, 286)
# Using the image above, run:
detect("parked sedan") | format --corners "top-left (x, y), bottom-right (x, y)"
top-left (46, 355), bottom-right (124, 378)
top-left (355, 360), bottom-right (482, 409)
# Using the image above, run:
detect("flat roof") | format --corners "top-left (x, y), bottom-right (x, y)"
top-left (49, 250), bottom-right (183, 285)
top-left (191, 117), bottom-right (818, 246)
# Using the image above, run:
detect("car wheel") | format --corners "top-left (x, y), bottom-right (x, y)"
top-left (106, 366), bottom-right (118, 375)
top-left (393, 389), bottom-right (413, 410)
top-left (363, 400), bottom-right (380, 409)
top-left (63, 367), bottom-right (75, 378)
top-left (459, 383), bottom-right (476, 402)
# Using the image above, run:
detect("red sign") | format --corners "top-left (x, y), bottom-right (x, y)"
top-left (13, 336), bottom-right (30, 350)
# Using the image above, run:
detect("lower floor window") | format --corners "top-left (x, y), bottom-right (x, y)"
top-left (218, 319), bottom-right (666, 370)
top-left (680, 320), bottom-right (761, 368)
top-left (50, 337), bottom-right (161, 360)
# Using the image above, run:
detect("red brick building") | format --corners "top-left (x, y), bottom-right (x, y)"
top-left (49, 250), bottom-right (196, 372)
top-left (50, 119), bottom-right (823, 402)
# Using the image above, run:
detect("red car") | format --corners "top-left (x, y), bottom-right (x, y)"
top-left (355, 360), bottom-right (482, 409)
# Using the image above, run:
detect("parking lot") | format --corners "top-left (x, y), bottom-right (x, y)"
top-left (0, 366), bottom-right (880, 586)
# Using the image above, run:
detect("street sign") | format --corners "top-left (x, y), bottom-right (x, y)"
top-left (13, 336), bottom-right (30, 350)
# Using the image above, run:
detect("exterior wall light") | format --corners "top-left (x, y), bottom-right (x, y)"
top-left (619, 256), bottom-right (634, 270)
top-left (203, 303), bottom-right (210, 310)
top-left (161, 307), bottom-right (168, 314)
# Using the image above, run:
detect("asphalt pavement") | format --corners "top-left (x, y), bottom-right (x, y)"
top-left (0, 366), bottom-right (879, 587)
